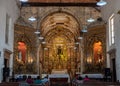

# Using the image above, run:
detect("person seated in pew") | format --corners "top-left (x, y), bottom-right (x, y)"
top-left (41, 75), bottom-right (49, 83)
top-left (83, 75), bottom-right (90, 82)
top-left (34, 76), bottom-right (42, 84)
top-left (26, 76), bottom-right (34, 84)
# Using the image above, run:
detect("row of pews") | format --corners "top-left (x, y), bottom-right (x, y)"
top-left (72, 80), bottom-right (120, 86)
top-left (49, 78), bottom-right (69, 86)
top-left (0, 82), bottom-right (49, 86)
top-left (0, 82), bottom-right (19, 86)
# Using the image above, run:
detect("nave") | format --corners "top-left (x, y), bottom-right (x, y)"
top-left (1, 0), bottom-right (120, 84)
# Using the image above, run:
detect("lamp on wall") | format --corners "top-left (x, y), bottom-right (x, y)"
top-left (96, 0), bottom-right (107, 6)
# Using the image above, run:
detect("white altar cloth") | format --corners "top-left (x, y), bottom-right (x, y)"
top-left (48, 74), bottom-right (70, 83)
top-left (81, 74), bottom-right (104, 79)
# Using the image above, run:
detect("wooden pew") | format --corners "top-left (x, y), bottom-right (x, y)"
top-left (49, 78), bottom-right (69, 86)
top-left (73, 80), bottom-right (120, 86)
top-left (0, 82), bottom-right (19, 86)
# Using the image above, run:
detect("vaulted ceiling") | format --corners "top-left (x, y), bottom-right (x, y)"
top-left (17, 0), bottom-right (102, 48)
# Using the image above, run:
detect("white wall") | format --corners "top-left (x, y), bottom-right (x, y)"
top-left (101, 0), bottom-right (120, 81)
top-left (0, 0), bottom-right (19, 82)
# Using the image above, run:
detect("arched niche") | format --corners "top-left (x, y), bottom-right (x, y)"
top-left (14, 24), bottom-right (37, 74)
top-left (84, 24), bottom-right (106, 73)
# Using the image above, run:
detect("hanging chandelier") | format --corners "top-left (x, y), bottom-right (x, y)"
top-left (87, 8), bottom-right (95, 23)
top-left (28, 8), bottom-right (41, 35)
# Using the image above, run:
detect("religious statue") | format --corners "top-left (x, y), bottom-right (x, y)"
top-left (93, 41), bottom-right (103, 64)
top-left (18, 41), bottom-right (27, 63)
top-left (57, 46), bottom-right (63, 55)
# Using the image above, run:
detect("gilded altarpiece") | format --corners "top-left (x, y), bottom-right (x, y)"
top-left (84, 25), bottom-right (106, 73)
top-left (14, 24), bottom-right (37, 74)
top-left (42, 36), bottom-right (79, 76)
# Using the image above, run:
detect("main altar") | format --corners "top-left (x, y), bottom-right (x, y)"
top-left (41, 36), bottom-right (80, 77)
top-left (48, 69), bottom-right (70, 85)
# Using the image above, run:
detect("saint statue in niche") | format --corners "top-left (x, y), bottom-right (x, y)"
top-left (57, 46), bottom-right (63, 56)
top-left (56, 46), bottom-right (63, 69)
top-left (17, 41), bottom-right (27, 63)
top-left (93, 41), bottom-right (103, 63)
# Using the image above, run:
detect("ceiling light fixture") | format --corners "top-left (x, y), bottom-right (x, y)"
top-left (75, 42), bottom-right (79, 45)
top-left (44, 48), bottom-right (48, 50)
top-left (81, 29), bottom-right (87, 33)
top-left (28, 16), bottom-right (36, 22)
top-left (87, 18), bottom-right (95, 23)
top-left (87, 8), bottom-right (95, 23)
top-left (39, 36), bottom-right (44, 40)
top-left (74, 47), bottom-right (77, 50)
top-left (81, 25), bottom-right (87, 33)
top-left (33, 8), bottom-right (41, 35)
top-left (42, 41), bottom-right (46, 44)
top-left (19, 0), bottom-right (28, 2)
top-left (34, 30), bottom-right (40, 34)
top-left (78, 36), bottom-right (83, 40)
top-left (97, 0), bottom-right (107, 6)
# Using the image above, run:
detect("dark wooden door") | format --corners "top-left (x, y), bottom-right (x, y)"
top-left (112, 58), bottom-right (116, 82)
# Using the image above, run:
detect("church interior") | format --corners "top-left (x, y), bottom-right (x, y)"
top-left (14, 0), bottom-right (105, 74)
top-left (0, 0), bottom-right (120, 85)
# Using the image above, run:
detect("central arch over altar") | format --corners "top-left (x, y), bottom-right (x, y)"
top-left (39, 12), bottom-right (81, 75)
